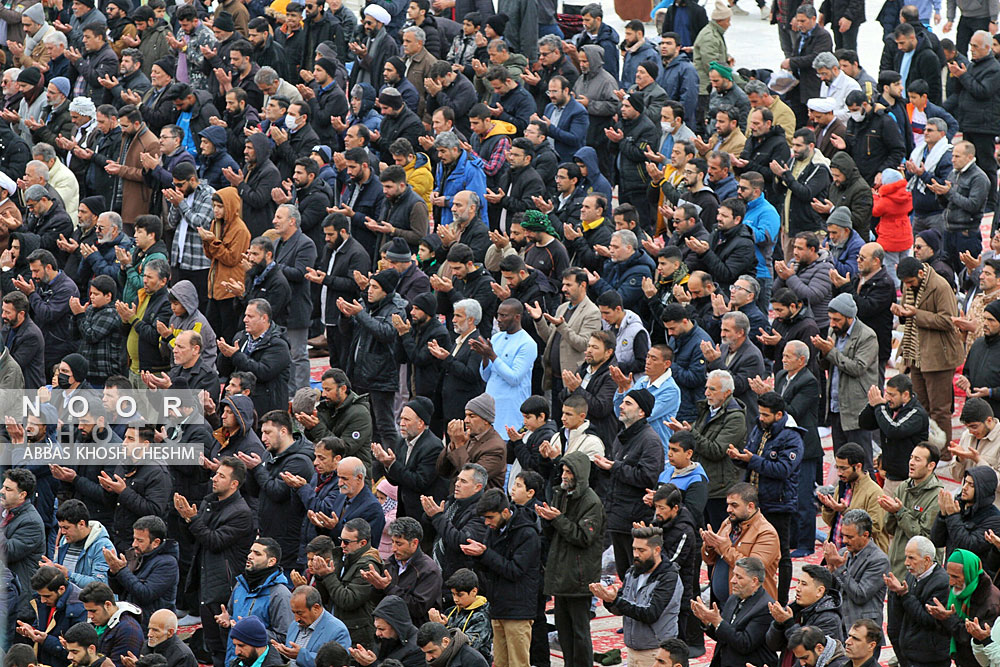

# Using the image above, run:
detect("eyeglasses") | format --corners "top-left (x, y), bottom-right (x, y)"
top-left (730, 284), bottom-right (750, 293)
top-left (339, 538), bottom-right (357, 545)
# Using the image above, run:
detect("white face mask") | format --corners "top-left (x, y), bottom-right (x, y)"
top-left (661, 121), bottom-right (672, 133)
top-left (284, 115), bottom-right (299, 131)
top-left (849, 110), bottom-right (864, 122)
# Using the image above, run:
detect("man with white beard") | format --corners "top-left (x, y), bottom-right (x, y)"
top-left (426, 298), bottom-right (486, 424)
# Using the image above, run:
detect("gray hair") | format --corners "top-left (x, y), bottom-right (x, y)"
top-left (612, 229), bottom-right (638, 253)
top-left (454, 298), bottom-right (482, 325)
top-left (145, 257), bottom-right (171, 281)
top-left (812, 51), bottom-right (838, 70)
top-left (786, 340), bottom-right (810, 362)
top-left (736, 274), bottom-right (760, 296)
top-left (402, 25), bottom-right (425, 43)
top-left (32, 143), bottom-right (56, 162)
top-left (23, 184), bottom-right (48, 202)
top-left (907, 535), bottom-right (936, 560)
top-left (722, 311), bottom-right (750, 335)
top-left (461, 463), bottom-right (488, 488)
top-left (744, 79), bottom-right (770, 97)
top-left (291, 585), bottom-right (323, 608)
top-left (926, 117), bottom-right (947, 133)
top-left (254, 66), bottom-right (279, 86)
top-left (434, 130), bottom-right (461, 150)
top-left (99, 211), bottom-right (122, 231)
top-left (841, 509), bottom-right (873, 536)
top-left (707, 369), bottom-right (735, 394)
top-left (278, 203), bottom-right (301, 227)
top-left (538, 33), bottom-right (562, 50)
top-left (735, 556), bottom-right (766, 583)
top-left (25, 160), bottom-right (49, 183)
top-left (343, 456), bottom-right (366, 481)
top-left (43, 31), bottom-right (66, 47)
top-left (796, 3), bottom-right (817, 17)
top-left (972, 29), bottom-right (992, 49)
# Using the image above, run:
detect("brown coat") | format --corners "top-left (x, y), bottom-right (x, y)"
top-left (436, 427), bottom-right (506, 491)
top-left (118, 123), bottom-right (160, 224)
top-left (907, 265), bottom-right (964, 372)
top-left (821, 470), bottom-right (890, 552)
top-left (701, 509), bottom-right (780, 600)
top-left (404, 47), bottom-right (437, 118)
top-left (202, 187), bottom-right (250, 301)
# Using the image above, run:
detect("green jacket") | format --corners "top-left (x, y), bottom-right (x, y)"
top-left (120, 240), bottom-right (168, 305)
top-left (305, 391), bottom-right (374, 473)
top-left (542, 450), bottom-right (606, 597)
top-left (691, 397), bottom-right (748, 499)
top-left (320, 545), bottom-right (383, 647)
top-left (885, 474), bottom-right (944, 579)
top-left (692, 21), bottom-right (729, 91)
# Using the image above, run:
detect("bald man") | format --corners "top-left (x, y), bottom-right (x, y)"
top-left (135, 610), bottom-right (198, 667)
top-left (308, 456), bottom-right (385, 542)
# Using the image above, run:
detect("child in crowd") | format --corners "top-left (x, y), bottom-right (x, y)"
top-left (429, 568), bottom-right (493, 662)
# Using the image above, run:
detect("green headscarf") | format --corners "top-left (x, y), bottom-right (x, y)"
top-left (947, 549), bottom-right (983, 652)
top-left (521, 210), bottom-right (559, 238)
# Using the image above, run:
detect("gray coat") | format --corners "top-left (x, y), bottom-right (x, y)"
top-left (819, 318), bottom-right (879, 431)
top-left (5, 500), bottom-right (45, 615)
top-left (831, 539), bottom-right (889, 637)
top-left (572, 45), bottom-right (620, 122)
top-left (707, 340), bottom-right (765, 431)
top-left (774, 252), bottom-right (835, 331)
top-left (942, 162), bottom-right (989, 231)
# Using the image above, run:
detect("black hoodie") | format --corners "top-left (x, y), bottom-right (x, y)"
top-left (476, 505), bottom-right (542, 620)
top-left (373, 595), bottom-right (424, 667)
top-left (931, 465), bottom-right (1000, 576)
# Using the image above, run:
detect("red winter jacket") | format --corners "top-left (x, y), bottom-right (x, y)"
top-left (872, 178), bottom-right (913, 252)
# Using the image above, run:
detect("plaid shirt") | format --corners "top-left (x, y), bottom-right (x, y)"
top-left (74, 303), bottom-right (125, 382)
top-left (168, 182), bottom-right (215, 271)
top-left (481, 136), bottom-right (510, 177)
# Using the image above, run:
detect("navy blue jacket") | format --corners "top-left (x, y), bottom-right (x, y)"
top-left (592, 250), bottom-right (656, 314)
top-left (656, 54), bottom-right (699, 131)
top-left (668, 324), bottom-right (712, 422)
top-left (296, 472), bottom-right (341, 563)
top-left (735, 412), bottom-right (804, 513)
top-left (327, 485), bottom-right (386, 543)
top-left (491, 83), bottom-right (536, 135)
top-left (110, 538), bottom-right (180, 626)
top-left (30, 584), bottom-right (87, 667)
top-left (544, 98), bottom-right (589, 162)
top-left (573, 22), bottom-right (620, 80)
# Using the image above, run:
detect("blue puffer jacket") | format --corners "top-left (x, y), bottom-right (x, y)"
top-left (110, 538), bottom-right (179, 626)
top-left (593, 250), bottom-right (656, 313)
top-left (735, 412), bottom-right (804, 513)
top-left (225, 568), bottom-right (294, 667)
top-left (55, 520), bottom-right (115, 587)
top-left (198, 125), bottom-right (240, 192)
top-left (668, 323), bottom-right (712, 422)
top-left (827, 228), bottom-right (865, 277)
top-left (435, 150), bottom-right (487, 227)
top-left (742, 194), bottom-right (780, 280)
top-left (656, 54), bottom-right (699, 130)
top-left (79, 232), bottom-right (135, 287)
top-left (621, 40), bottom-right (659, 90)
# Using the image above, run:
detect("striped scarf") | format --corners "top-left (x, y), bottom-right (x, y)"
top-left (900, 263), bottom-right (931, 369)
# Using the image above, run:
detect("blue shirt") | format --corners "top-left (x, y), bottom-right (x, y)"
top-left (481, 328), bottom-right (537, 432)
top-left (176, 111), bottom-right (197, 157)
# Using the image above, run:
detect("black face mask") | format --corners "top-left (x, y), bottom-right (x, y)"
top-left (57, 373), bottom-right (71, 389)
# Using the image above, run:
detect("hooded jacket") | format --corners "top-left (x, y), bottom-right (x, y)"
top-left (161, 279), bottom-right (218, 367)
top-left (405, 152), bottom-right (434, 214)
top-left (765, 590), bottom-right (844, 661)
top-left (573, 45), bottom-right (621, 126)
top-left (198, 125), bottom-right (240, 191)
top-left (224, 566), bottom-right (293, 667)
top-left (872, 179), bottom-right (914, 254)
top-left (843, 108), bottom-right (907, 185)
top-left (372, 595), bottom-right (424, 667)
top-left (931, 466), bottom-right (1000, 576)
top-left (543, 450), bottom-right (607, 597)
top-left (777, 148), bottom-right (832, 235)
top-left (827, 152), bottom-right (874, 238)
top-left (607, 558), bottom-right (683, 651)
top-left (573, 22), bottom-right (620, 80)
top-left (218, 322), bottom-right (292, 418)
top-left (474, 505), bottom-right (541, 620)
top-left (55, 520), bottom-right (115, 587)
top-left (573, 146), bottom-right (614, 201)
top-left (239, 132), bottom-right (282, 238)
top-left (29, 583), bottom-right (87, 667)
top-left (202, 186), bottom-right (251, 302)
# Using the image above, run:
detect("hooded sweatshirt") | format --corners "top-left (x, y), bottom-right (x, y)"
top-left (209, 394), bottom-right (268, 511)
top-left (240, 132), bottom-right (281, 237)
top-left (198, 125), bottom-right (240, 191)
top-left (573, 45), bottom-right (620, 126)
top-left (349, 83), bottom-right (382, 132)
top-left (573, 146), bottom-right (613, 201)
top-left (163, 279), bottom-right (218, 365)
top-left (372, 595), bottom-right (423, 666)
top-left (828, 151), bottom-right (874, 238)
top-left (202, 187), bottom-right (251, 302)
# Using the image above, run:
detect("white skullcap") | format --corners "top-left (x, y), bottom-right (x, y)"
top-left (69, 96), bottom-right (97, 118)
top-left (363, 4), bottom-right (391, 25)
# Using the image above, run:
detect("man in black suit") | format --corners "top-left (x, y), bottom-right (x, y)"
top-left (305, 213), bottom-right (371, 371)
top-left (273, 203), bottom-right (317, 398)
top-left (783, 4), bottom-right (834, 126)
top-left (691, 555), bottom-right (777, 667)
top-left (426, 298), bottom-right (485, 424)
top-left (375, 397), bottom-right (447, 523)
top-left (763, 340), bottom-right (822, 557)
top-left (1, 291), bottom-right (46, 389)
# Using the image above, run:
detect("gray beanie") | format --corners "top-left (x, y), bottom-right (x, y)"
top-left (22, 3), bottom-right (45, 24)
top-left (826, 206), bottom-right (853, 230)
top-left (828, 292), bottom-right (858, 318)
top-left (465, 393), bottom-right (496, 423)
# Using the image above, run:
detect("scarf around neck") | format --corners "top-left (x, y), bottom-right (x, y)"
top-left (900, 263), bottom-right (931, 368)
